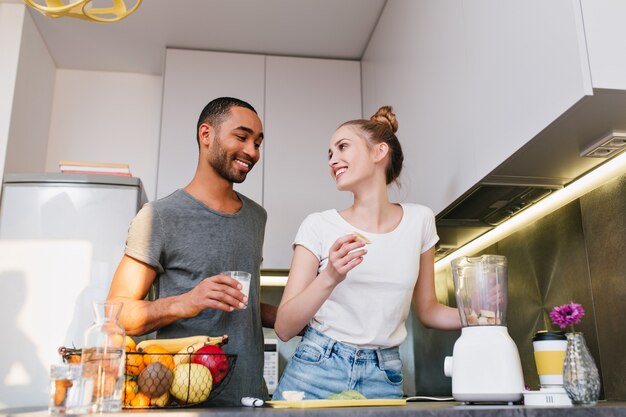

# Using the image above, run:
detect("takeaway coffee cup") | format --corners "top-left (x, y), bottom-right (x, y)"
top-left (532, 331), bottom-right (567, 387)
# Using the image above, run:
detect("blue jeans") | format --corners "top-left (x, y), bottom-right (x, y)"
top-left (273, 327), bottom-right (404, 400)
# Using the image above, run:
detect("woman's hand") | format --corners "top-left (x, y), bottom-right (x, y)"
top-left (325, 234), bottom-right (368, 284)
top-left (274, 238), bottom-right (367, 342)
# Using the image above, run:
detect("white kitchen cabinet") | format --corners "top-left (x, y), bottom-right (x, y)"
top-left (158, 50), bottom-right (361, 268)
top-left (579, 0), bottom-right (626, 90)
top-left (362, 0), bottom-right (592, 214)
top-left (262, 56), bottom-right (362, 269)
top-left (463, 1), bottom-right (592, 186)
top-left (157, 49), bottom-right (266, 202)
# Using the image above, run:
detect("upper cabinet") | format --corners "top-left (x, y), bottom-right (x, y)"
top-left (361, 0), bottom-right (593, 214)
top-left (262, 56), bottom-right (361, 269)
top-left (158, 49), bottom-right (266, 203)
top-left (158, 50), bottom-right (361, 268)
top-left (579, 0), bottom-right (626, 90)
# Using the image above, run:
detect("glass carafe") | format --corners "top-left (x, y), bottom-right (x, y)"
top-left (80, 301), bottom-right (126, 413)
top-left (451, 255), bottom-right (508, 327)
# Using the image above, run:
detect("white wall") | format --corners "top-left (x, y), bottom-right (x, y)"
top-left (0, 4), bottom-right (25, 188)
top-left (5, 7), bottom-right (56, 175)
top-left (580, 0), bottom-right (626, 90)
top-left (362, 0), bottom-right (592, 214)
top-left (45, 69), bottom-right (163, 200)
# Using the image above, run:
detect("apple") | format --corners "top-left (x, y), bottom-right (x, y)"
top-left (191, 345), bottom-right (230, 385)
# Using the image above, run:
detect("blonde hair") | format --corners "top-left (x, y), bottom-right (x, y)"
top-left (340, 106), bottom-right (403, 185)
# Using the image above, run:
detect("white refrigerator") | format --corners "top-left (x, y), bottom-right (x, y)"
top-left (0, 173), bottom-right (147, 409)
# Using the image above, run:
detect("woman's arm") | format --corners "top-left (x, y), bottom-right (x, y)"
top-left (274, 235), bottom-right (366, 341)
top-left (413, 247), bottom-right (462, 330)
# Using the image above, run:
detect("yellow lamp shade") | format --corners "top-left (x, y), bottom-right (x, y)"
top-left (22, 0), bottom-right (142, 22)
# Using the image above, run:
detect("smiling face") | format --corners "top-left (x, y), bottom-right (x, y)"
top-left (328, 125), bottom-right (379, 191)
top-left (204, 106), bottom-right (264, 183)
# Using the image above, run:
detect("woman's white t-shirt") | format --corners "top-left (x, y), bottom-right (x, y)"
top-left (293, 203), bottom-right (439, 349)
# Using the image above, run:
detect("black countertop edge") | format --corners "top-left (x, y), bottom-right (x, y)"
top-left (2, 402), bottom-right (626, 417)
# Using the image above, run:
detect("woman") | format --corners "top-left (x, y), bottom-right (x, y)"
top-left (273, 106), bottom-right (461, 400)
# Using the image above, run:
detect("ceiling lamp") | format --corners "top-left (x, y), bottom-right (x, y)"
top-left (22, 0), bottom-right (142, 23)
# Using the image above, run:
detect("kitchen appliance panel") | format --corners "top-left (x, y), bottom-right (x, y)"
top-left (0, 173), bottom-right (146, 408)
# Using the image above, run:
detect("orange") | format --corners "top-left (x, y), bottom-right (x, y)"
top-left (125, 336), bottom-right (137, 352)
top-left (130, 392), bottom-right (150, 408)
top-left (125, 353), bottom-right (145, 376)
top-left (65, 354), bottom-right (81, 364)
top-left (141, 345), bottom-right (175, 370)
top-left (122, 380), bottom-right (138, 405)
top-left (109, 334), bottom-right (124, 349)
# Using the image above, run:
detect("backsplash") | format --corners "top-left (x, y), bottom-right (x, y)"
top-left (425, 170), bottom-right (626, 400)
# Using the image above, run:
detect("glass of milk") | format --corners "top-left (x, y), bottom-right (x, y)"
top-left (222, 271), bottom-right (251, 309)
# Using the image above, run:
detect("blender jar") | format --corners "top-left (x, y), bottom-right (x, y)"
top-left (451, 255), bottom-right (508, 327)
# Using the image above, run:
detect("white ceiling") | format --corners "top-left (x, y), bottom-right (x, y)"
top-left (13, 0), bottom-right (387, 75)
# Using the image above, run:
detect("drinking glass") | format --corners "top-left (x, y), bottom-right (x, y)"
top-left (49, 363), bottom-right (92, 414)
top-left (222, 271), bottom-right (251, 309)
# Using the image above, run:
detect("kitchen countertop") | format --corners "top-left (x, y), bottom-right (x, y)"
top-left (2, 402), bottom-right (626, 417)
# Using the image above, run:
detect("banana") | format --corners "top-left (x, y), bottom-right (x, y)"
top-left (150, 391), bottom-right (170, 407)
top-left (137, 335), bottom-right (228, 353)
top-left (173, 341), bottom-right (207, 367)
top-left (208, 334), bottom-right (229, 346)
top-left (137, 334), bottom-right (228, 353)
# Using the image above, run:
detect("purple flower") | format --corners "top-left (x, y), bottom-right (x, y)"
top-left (550, 302), bottom-right (585, 331)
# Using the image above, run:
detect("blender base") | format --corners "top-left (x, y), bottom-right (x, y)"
top-left (522, 387), bottom-right (573, 406)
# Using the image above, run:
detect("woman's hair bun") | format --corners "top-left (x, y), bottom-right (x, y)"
top-left (370, 106), bottom-right (398, 133)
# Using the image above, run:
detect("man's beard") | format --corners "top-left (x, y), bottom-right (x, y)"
top-left (208, 135), bottom-right (252, 184)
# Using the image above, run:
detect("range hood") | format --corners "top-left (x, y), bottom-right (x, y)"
top-left (435, 89), bottom-right (626, 259)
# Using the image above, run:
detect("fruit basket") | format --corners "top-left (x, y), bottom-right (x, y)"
top-left (59, 334), bottom-right (236, 409)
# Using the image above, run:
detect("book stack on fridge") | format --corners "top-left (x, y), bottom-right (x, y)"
top-left (59, 160), bottom-right (132, 176)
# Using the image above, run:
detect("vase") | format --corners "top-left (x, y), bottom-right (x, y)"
top-left (80, 301), bottom-right (126, 413)
top-left (562, 332), bottom-right (601, 405)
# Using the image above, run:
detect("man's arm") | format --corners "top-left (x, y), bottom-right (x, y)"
top-left (260, 303), bottom-right (277, 329)
top-left (107, 255), bottom-right (247, 336)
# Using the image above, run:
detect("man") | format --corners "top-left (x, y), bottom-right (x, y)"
top-left (107, 97), bottom-right (276, 406)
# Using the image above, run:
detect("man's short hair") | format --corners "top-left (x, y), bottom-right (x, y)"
top-left (196, 97), bottom-right (258, 144)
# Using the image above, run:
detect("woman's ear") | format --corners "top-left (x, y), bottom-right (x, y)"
top-left (373, 142), bottom-right (390, 163)
top-left (198, 123), bottom-right (213, 146)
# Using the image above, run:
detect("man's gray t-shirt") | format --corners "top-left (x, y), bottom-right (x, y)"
top-left (124, 189), bottom-right (267, 406)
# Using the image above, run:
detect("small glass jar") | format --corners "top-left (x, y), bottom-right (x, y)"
top-left (79, 301), bottom-right (126, 413)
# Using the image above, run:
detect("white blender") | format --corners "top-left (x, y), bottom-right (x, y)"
top-left (444, 255), bottom-right (524, 403)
